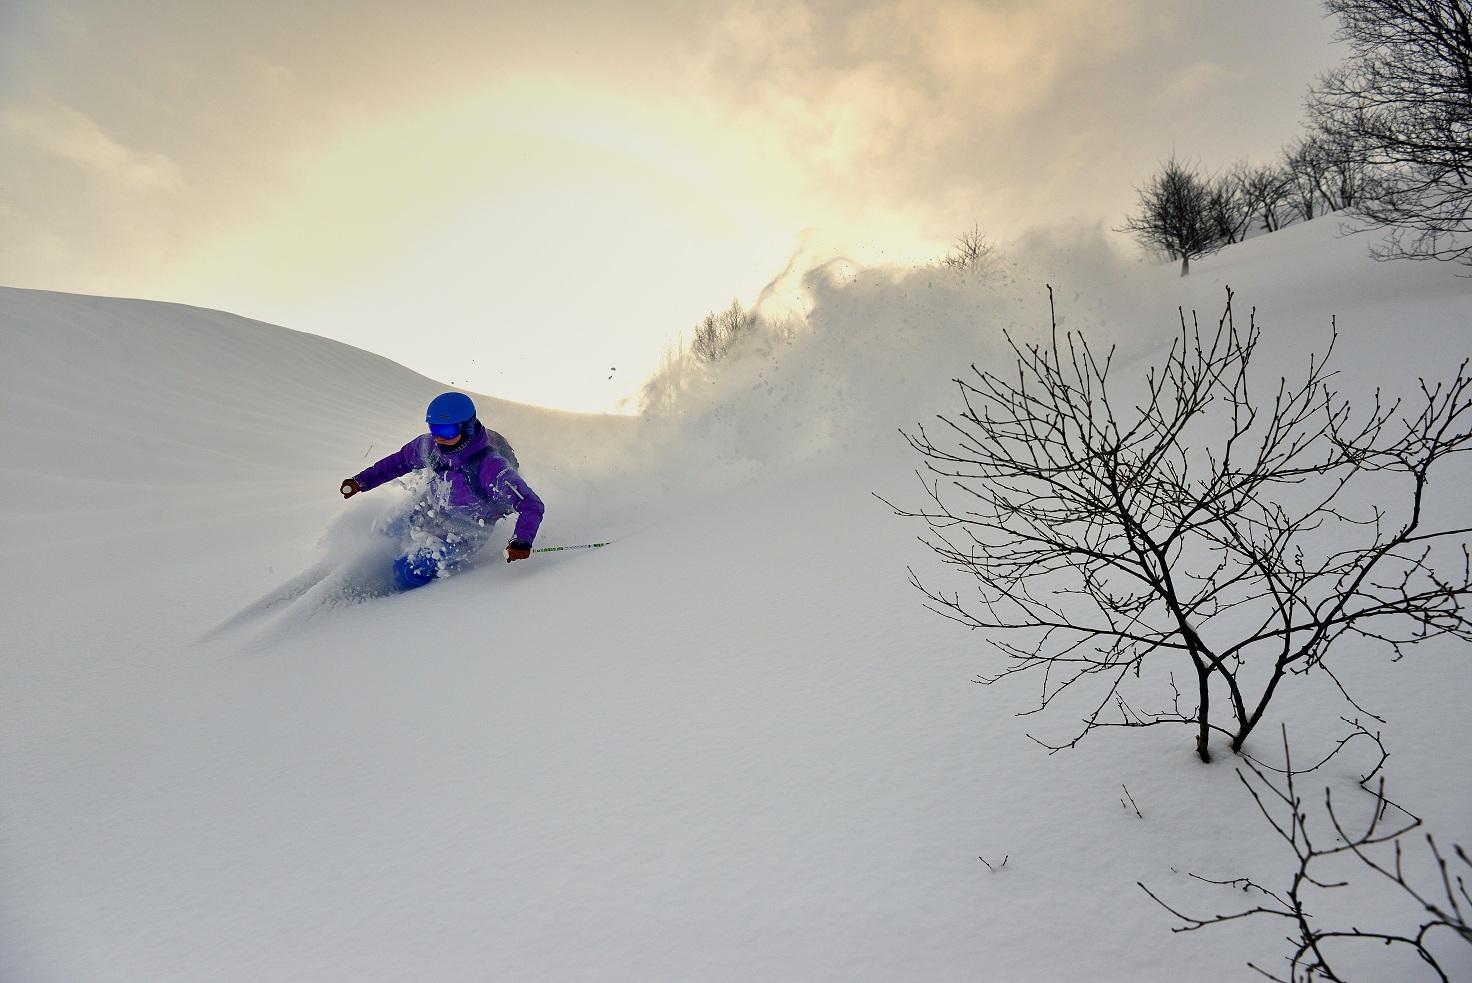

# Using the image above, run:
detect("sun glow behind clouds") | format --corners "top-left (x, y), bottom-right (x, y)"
top-left (6, 1), bottom-right (1348, 419)
top-left (159, 79), bottom-right (801, 414)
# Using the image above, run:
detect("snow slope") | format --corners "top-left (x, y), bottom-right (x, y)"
top-left (2, 221), bottom-right (1469, 982)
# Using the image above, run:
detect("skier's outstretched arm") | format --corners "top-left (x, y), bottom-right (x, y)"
top-left (340, 438), bottom-right (426, 498)
top-left (499, 468), bottom-right (544, 561)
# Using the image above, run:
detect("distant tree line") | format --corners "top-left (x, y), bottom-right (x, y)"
top-left (1123, 0), bottom-right (1471, 274)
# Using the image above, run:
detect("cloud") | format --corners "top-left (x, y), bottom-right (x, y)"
top-left (847, 0), bottom-right (1148, 112)
top-left (1, 97), bottom-right (183, 190)
top-left (675, 0), bottom-right (1165, 241)
top-left (1155, 60), bottom-right (1238, 110)
top-left (691, 1), bottom-right (1153, 164)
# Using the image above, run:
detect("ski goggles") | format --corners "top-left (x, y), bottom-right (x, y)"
top-left (429, 422), bottom-right (464, 439)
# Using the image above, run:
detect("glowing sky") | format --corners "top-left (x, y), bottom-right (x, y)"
top-left (1, 1), bottom-right (1340, 413)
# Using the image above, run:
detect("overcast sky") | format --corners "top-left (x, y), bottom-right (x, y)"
top-left (1, 0), bottom-right (1342, 412)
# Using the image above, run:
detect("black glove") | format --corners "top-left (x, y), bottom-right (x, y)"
top-left (340, 478), bottom-right (362, 499)
top-left (505, 539), bottom-right (532, 562)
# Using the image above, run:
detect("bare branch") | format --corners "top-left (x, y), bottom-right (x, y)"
top-left (1144, 727), bottom-right (1471, 980)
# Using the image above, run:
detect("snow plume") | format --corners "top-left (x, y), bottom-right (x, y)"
top-left (633, 212), bottom-right (1472, 501)
top-left (209, 470), bottom-right (525, 643)
top-left (636, 223), bottom-right (1151, 484)
top-left (202, 486), bottom-right (410, 643)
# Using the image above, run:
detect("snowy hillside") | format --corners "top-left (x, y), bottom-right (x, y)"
top-left (2, 221), bottom-right (1469, 982)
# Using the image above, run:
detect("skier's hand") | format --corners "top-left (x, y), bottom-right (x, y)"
top-left (505, 539), bottom-right (532, 562)
top-left (340, 478), bottom-right (362, 499)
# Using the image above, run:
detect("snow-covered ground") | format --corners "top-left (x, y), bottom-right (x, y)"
top-left (2, 220), bottom-right (1469, 981)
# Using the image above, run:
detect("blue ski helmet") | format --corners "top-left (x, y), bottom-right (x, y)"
top-left (426, 392), bottom-right (476, 439)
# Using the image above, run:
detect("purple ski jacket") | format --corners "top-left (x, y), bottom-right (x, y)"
top-left (351, 423), bottom-right (545, 544)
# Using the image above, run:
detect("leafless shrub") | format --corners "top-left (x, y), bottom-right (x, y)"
top-left (1141, 726), bottom-right (1472, 981)
top-left (885, 288), bottom-right (1472, 762)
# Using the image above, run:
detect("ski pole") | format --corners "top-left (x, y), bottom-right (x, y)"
top-left (531, 542), bottom-right (611, 554)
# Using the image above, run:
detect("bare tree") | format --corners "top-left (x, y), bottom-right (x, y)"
top-left (1284, 130), bottom-right (1378, 217)
top-left (886, 289), bottom-right (1472, 762)
top-left (1119, 157), bottom-right (1229, 276)
top-left (1315, 129), bottom-right (1377, 212)
top-left (1210, 166), bottom-right (1257, 244)
top-left (941, 224), bottom-right (997, 275)
top-left (1309, 0), bottom-right (1472, 264)
top-left (1284, 137), bottom-right (1335, 221)
top-left (691, 300), bottom-right (756, 364)
top-left (1142, 727), bottom-right (1472, 981)
top-left (1240, 163), bottom-right (1296, 233)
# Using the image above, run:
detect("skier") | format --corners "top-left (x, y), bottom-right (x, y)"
top-left (339, 392), bottom-right (544, 591)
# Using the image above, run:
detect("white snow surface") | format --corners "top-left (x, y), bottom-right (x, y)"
top-left (2, 220), bottom-right (1470, 982)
